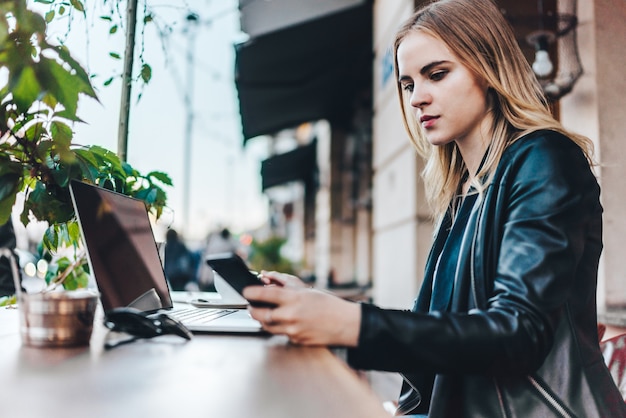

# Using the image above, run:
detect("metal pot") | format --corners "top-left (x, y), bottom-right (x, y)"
top-left (19, 290), bottom-right (99, 347)
top-left (2, 247), bottom-right (99, 347)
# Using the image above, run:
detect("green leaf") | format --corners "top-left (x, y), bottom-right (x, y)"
top-left (67, 221), bottom-right (81, 247)
top-left (56, 256), bottom-right (71, 271)
top-left (52, 45), bottom-right (98, 100)
top-left (50, 121), bottom-right (73, 148)
top-left (57, 223), bottom-right (71, 246)
top-left (140, 63), bottom-right (152, 83)
top-left (45, 264), bottom-right (58, 285)
top-left (100, 15), bottom-right (112, 22)
top-left (0, 157), bottom-right (22, 179)
top-left (63, 274), bottom-right (78, 290)
top-left (0, 174), bottom-right (20, 226)
top-left (24, 121), bottom-right (47, 146)
top-left (63, 264), bottom-right (89, 290)
top-left (54, 108), bottom-right (85, 123)
top-left (36, 60), bottom-right (76, 115)
top-left (58, 5), bottom-right (65, 15)
top-left (40, 90), bottom-right (60, 110)
top-left (0, 295), bottom-right (17, 307)
top-left (0, 31), bottom-right (8, 56)
top-left (43, 226), bottom-right (59, 252)
top-left (109, 52), bottom-right (121, 60)
top-left (24, 9), bottom-right (47, 35)
top-left (36, 139), bottom-right (54, 161)
top-left (109, 25), bottom-right (118, 34)
top-left (38, 57), bottom-right (84, 115)
top-left (45, 10), bottom-right (55, 23)
top-left (103, 77), bottom-right (115, 86)
top-left (122, 162), bottom-right (136, 176)
top-left (75, 268), bottom-right (90, 288)
top-left (133, 187), bottom-right (157, 203)
top-left (51, 164), bottom-right (72, 187)
top-left (69, 0), bottom-right (85, 13)
top-left (11, 66), bottom-right (41, 113)
top-left (25, 182), bottom-right (75, 225)
top-left (74, 148), bottom-right (100, 168)
top-left (148, 171), bottom-right (173, 186)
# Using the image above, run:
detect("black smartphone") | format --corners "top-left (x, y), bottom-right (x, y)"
top-left (205, 252), bottom-right (275, 308)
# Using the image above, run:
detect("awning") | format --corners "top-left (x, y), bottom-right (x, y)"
top-left (235, 1), bottom-right (373, 143)
top-left (261, 140), bottom-right (317, 191)
top-left (238, 0), bottom-right (367, 38)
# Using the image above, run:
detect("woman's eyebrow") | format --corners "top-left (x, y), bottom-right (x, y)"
top-left (398, 60), bottom-right (450, 82)
top-left (420, 60), bottom-right (449, 75)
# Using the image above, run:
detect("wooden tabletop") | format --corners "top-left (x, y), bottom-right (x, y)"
top-left (0, 305), bottom-right (389, 418)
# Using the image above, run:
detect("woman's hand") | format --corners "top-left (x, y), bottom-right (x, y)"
top-left (257, 270), bottom-right (308, 288)
top-left (243, 285), bottom-right (361, 347)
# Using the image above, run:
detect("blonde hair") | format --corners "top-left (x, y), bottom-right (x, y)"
top-left (393, 0), bottom-right (594, 218)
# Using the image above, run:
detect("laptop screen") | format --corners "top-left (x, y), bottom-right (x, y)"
top-left (69, 180), bottom-right (173, 312)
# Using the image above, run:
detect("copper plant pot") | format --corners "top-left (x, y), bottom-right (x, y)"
top-left (19, 290), bottom-right (99, 348)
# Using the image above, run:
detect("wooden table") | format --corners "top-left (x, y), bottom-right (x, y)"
top-left (0, 306), bottom-right (389, 417)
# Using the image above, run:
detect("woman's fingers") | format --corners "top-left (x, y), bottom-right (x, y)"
top-left (259, 271), bottom-right (307, 288)
top-left (243, 283), bottom-right (286, 306)
top-left (245, 286), bottom-right (302, 331)
top-left (245, 287), bottom-right (361, 347)
top-left (258, 270), bottom-right (288, 286)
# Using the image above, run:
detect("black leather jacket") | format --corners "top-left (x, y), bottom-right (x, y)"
top-left (348, 131), bottom-right (626, 417)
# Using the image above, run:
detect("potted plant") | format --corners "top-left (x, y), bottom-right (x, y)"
top-left (0, 1), bottom-right (171, 346)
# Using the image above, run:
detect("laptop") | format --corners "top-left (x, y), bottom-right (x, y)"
top-left (69, 179), bottom-right (263, 333)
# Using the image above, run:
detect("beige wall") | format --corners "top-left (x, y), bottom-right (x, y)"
top-left (371, 0), bottom-right (626, 311)
top-left (314, 119), bottom-right (374, 288)
top-left (559, 0), bottom-right (626, 310)
top-left (371, 0), bottom-right (433, 309)
top-left (314, 121), bottom-right (333, 289)
top-left (593, 0), bottom-right (626, 308)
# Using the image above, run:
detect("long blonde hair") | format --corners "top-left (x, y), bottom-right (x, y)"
top-left (393, 0), bottom-right (594, 218)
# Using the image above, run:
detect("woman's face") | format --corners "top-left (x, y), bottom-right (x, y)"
top-left (397, 31), bottom-right (491, 150)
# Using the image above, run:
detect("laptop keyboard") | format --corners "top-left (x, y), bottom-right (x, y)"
top-left (170, 308), bottom-right (237, 325)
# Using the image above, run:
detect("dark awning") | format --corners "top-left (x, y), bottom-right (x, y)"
top-left (261, 140), bottom-right (317, 191)
top-left (235, 1), bottom-right (373, 143)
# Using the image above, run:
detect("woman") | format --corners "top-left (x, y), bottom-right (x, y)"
top-left (243, 0), bottom-right (626, 416)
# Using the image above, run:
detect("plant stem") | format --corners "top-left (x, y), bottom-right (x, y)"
top-left (43, 253), bottom-right (87, 292)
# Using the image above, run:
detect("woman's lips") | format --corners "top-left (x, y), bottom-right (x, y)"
top-left (420, 115), bottom-right (438, 129)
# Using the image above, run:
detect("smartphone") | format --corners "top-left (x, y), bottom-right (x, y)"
top-left (205, 252), bottom-right (276, 308)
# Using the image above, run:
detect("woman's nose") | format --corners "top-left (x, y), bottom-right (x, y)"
top-left (409, 84), bottom-right (430, 108)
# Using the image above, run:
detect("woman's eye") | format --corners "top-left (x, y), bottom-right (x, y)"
top-left (430, 70), bottom-right (447, 81)
top-left (402, 83), bottom-right (414, 92)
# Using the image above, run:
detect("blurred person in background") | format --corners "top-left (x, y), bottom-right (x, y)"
top-left (196, 227), bottom-right (239, 292)
top-left (0, 221), bottom-right (20, 298)
top-left (163, 229), bottom-right (196, 291)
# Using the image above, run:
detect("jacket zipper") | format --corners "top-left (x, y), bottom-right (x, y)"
top-left (493, 378), bottom-right (507, 418)
top-left (396, 373), bottom-right (422, 415)
top-left (527, 375), bottom-right (574, 418)
top-left (469, 197), bottom-right (485, 309)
